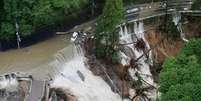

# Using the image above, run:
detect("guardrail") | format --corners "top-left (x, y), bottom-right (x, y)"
top-left (124, 0), bottom-right (200, 23)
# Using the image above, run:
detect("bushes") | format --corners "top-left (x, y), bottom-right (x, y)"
top-left (0, 0), bottom-right (89, 40)
top-left (159, 39), bottom-right (201, 101)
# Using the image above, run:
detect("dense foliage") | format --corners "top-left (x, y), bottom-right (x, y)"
top-left (192, 0), bottom-right (201, 10)
top-left (159, 39), bottom-right (201, 101)
top-left (95, 0), bottom-right (124, 59)
top-left (181, 39), bottom-right (201, 62)
top-left (0, 0), bottom-right (89, 40)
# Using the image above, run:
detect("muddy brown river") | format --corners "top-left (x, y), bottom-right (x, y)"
top-left (0, 35), bottom-right (71, 80)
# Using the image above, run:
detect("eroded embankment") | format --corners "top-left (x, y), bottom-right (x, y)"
top-left (84, 21), bottom-right (199, 100)
top-left (84, 23), bottom-right (157, 100)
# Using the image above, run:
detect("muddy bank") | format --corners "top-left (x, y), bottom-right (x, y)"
top-left (145, 30), bottom-right (184, 64)
top-left (144, 30), bottom-right (184, 82)
top-left (145, 19), bottom-right (201, 65)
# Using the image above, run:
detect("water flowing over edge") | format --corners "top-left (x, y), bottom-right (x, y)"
top-left (119, 21), bottom-right (157, 100)
top-left (51, 44), bottom-right (124, 101)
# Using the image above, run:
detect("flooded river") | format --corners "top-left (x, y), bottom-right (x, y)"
top-left (0, 35), bottom-right (71, 80)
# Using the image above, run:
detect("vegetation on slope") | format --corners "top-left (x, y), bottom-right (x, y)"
top-left (159, 39), bottom-right (201, 101)
top-left (95, 0), bottom-right (124, 60)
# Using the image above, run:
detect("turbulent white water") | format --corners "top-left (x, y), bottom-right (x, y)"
top-left (51, 44), bottom-right (123, 101)
top-left (0, 76), bottom-right (9, 89)
top-left (172, 12), bottom-right (189, 42)
top-left (51, 22), bottom-right (157, 100)
top-left (0, 74), bottom-right (18, 92)
top-left (119, 22), bottom-right (156, 100)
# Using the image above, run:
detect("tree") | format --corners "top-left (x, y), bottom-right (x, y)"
top-left (32, 0), bottom-right (88, 28)
top-left (180, 39), bottom-right (201, 63)
top-left (0, 0), bottom-right (89, 40)
top-left (159, 39), bottom-right (201, 101)
top-left (192, 0), bottom-right (201, 10)
top-left (161, 83), bottom-right (201, 101)
top-left (1, 0), bottom-right (37, 40)
top-left (0, 22), bottom-right (15, 40)
top-left (159, 55), bottom-right (201, 93)
top-left (95, 0), bottom-right (124, 59)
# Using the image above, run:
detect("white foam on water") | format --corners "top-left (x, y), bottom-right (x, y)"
top-left (119, 22), bottom-right (156, 100)
top-left (0, 75), bottom-right (18, 92)
top-left (0, 76), bottom-right (9, 89)
top-left (51, 45), bottom-right (122, 101)
top-left (173, 12), bottom-right (189, 42)
top-left (7, 78), bottom-right (18, 92)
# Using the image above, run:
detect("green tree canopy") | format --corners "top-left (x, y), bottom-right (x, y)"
top-left (192, 0), bottom-right (201, 10)
top-left (95, 0), bottom-right (124, 59)
top-left (161, 83), bottom-right (201, 101)
top-left (180, 39), bottom-right (201, 62)
top-left (159, 39), bottom-right (201, 101)
top-left (0, 0), bottom-right (89, 40)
